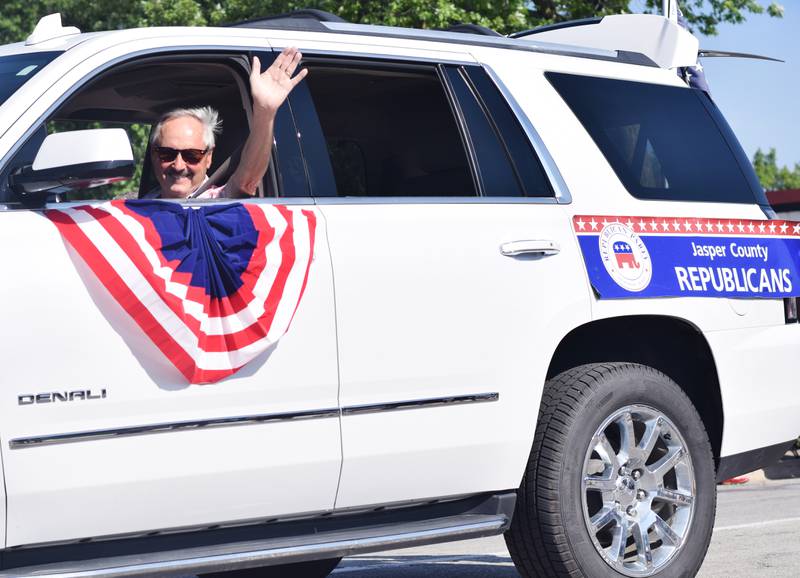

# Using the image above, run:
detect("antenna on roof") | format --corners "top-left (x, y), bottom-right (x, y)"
top-left (26, 13), bottom-right (80, 45)
top-left (663, 1), bottom-right (678, 23)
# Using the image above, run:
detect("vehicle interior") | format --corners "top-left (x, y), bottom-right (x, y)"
top-left (304, 61), bottom-right (477, 197)
top-left (1, 54), bottom-right (270, 204)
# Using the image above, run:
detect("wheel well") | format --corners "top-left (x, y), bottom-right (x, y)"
top-left (547, 315), bottom-right (723, 466)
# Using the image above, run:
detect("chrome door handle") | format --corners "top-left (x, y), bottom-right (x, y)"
top-left (500, 239), bottom-right (561, 257)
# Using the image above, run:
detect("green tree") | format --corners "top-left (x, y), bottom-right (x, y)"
top-left (0, 0), bottom-right (784, 43)
top-left (753, 148), bottom-right (800, 191)
top-left (0, 1), bottom-right (784, 200)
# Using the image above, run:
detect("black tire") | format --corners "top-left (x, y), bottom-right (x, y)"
top-left (505, 363), bottom-right (716, 578)
top-left (200, 557), bottom-right (342, 578)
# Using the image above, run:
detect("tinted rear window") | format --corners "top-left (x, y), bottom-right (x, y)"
top-left (304, 62), bottom-right (476, 197)
top-left (464, 67), bottom-right (554, 197)
top-left (443, 66), bottom-right (523, 197)
top-left (547, 72), bottom-right (761, 204)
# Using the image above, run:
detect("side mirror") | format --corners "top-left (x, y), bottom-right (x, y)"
top-left (10, 128), bottom-right (134, 204)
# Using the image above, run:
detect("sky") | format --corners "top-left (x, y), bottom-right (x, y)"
top-left (694, 4), bottom-right (800, 168)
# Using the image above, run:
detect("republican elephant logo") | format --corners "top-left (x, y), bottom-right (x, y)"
top-left (598, 222), bottom-right (652, 292)
top-left (613, 242), bottom-right (641, 269)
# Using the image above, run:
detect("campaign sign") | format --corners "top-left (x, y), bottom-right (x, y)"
top-left (574, 215), bottom-right (800, 299)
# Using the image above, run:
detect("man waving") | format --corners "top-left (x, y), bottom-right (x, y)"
top-left (147, 47), bottom-right (307, 199)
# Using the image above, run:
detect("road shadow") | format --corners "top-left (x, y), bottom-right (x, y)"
top-left (334, 554), bottom-right (519, 576)
top-left (763, 451), bottom-right (800, 480)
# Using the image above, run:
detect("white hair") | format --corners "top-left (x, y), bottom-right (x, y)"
top-left (150, 106), bottom-right (222, 149)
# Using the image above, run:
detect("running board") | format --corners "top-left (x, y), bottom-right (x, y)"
top-left (0, 492), bottom-right (515, 577)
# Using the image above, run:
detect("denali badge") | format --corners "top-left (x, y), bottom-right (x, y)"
top-left (18, 389), bottom-right (108, 405)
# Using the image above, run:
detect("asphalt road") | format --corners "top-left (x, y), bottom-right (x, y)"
top-left (186, 455), bottom-right (800, 577)
top-left (331, 454), bottom-right (800, 577)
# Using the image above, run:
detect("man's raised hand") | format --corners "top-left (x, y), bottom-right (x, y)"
top-left (250, 47), bottom-right (308, 114)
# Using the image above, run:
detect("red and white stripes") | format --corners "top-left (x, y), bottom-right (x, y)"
top-left (47, 201), bottom-right (316, 384)
top-left (573, 215), bottom-right (800, 237)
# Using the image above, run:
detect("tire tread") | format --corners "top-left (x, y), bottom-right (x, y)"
top-left (505, 362), bottom-right (714, 578)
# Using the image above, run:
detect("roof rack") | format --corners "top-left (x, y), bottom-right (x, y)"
top-left (229, 9), bottom-right (346, 32)
top-left (445, 23), bottom-right (502, 37)
top-left (233, 11), bottom-right (504, 38)
top-left (226, 10), bottom-right (655, 68)
top-left (511, 18), bottom-right (601, 39)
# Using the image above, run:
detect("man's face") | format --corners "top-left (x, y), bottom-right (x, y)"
top-left (152, 116), bottom-right (213, 198)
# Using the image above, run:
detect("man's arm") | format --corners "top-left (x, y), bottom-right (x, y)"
top-left (224, 47), bottom-right (308, 197)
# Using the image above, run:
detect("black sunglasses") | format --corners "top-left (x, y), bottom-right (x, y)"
top-left (154, 146), bottom-right (209, 164)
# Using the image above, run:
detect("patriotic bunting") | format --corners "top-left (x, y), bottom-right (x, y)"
top-left (47, 200), bottom-right (316, 384)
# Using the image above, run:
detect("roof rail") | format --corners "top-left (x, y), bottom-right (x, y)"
top-left (229, 9), bottom-right (346, 31)
top-left (511, 18), bottom-right (601, 39)
top-left (227, 13), bottom-right (655, 68)
top-left (445, 23), bottom-right (502, 37)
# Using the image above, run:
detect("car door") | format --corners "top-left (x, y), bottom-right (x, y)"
top-left (281, 40), bottom-right (591, 509)
top-left (0, 43), bottom-right (341, 546)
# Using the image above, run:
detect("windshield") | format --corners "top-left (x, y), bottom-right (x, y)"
top-left (0, 52), bottom-right (60, 107)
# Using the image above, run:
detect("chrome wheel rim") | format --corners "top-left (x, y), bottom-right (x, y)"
top-left (581, 405), bottom-right (696, 576)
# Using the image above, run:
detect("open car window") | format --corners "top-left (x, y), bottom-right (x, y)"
top-left (0, 53), bottom-right (291, 205)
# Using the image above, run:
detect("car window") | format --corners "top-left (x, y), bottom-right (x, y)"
top-left (443, 66), bottom-right (524, 197)
top-left (1, 52), bottom-right (306, 206)
top-left (547, 72), bottom-right (764, 204)
top-left (302, 60), bottom-right (477, 197)
top-left (0, 52), bottom-right (60, 107)
top-left (464, 67), bottom-right (554, 197)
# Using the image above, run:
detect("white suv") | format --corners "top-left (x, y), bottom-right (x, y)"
top-left (0, 10), bottom-right (796, 578)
